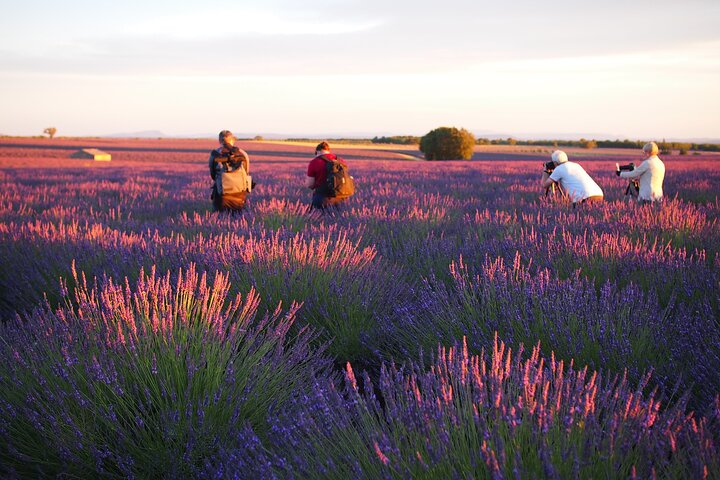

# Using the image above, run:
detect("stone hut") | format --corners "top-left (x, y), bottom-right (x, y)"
top-left (72, 148), bottom-right (111, 161)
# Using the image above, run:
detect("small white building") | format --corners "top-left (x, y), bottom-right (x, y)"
top-left (72, 148), bottom-right (111, 161)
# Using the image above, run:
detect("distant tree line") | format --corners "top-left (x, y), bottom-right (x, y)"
top-left (476, 137), bottom-right (720, 153)
top-left (285, 138), bottom-right (374, 145)
top-left (691, 143), bottom-right (720, 152)
top-left (371, 136), bottom-right (420, 145)
top-left (367, 137), bottom-right (720, 153)
top-left (274, 135), bottom-right (720, 154)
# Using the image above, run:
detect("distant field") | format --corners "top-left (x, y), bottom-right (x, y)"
top-left (1, 137), bottom-right (719, 478)
top-left (0, 137), bottom-right (417, 164)
top-left (3, 136), bottom-right (719, 162)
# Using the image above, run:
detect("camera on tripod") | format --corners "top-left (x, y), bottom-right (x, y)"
top-left (542, 161), bottom-right (559, 196)
top-left (615, 163), bottom-right (639, 197)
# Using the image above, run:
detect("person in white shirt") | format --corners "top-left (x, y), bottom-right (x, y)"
top-left (541, 150), bottom-right (604, 204)
top-left (617, 142), bottom-right (665, 203)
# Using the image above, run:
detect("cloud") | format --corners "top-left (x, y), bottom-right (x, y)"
top-left (1, 0), bottom-right (719, 79)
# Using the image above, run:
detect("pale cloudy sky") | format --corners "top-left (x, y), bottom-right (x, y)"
top-left (1, 0), bottom-right (719, 139)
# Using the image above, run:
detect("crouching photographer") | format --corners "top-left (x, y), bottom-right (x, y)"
top-left (616, 142), bottom-right (665, 204)
top-left (541, 150), bottom-right (604, 206)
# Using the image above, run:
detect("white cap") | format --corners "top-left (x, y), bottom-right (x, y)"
top-left (551, 150), bottom-right (568, 164)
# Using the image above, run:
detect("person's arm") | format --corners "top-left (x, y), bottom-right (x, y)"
top-left (208, 152), bottom-right (217, 180)
top-left (238, 148), bottom-right (250, 174)
top-left (541, 171), bottom-right (556, 190)
top-left (306, 157), bottom-right (319, 189)
top-left (620, 161), bottom-right (648, 179)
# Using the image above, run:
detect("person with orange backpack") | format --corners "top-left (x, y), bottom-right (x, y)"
top-left (209, 130), bottom-right (252, 212)
top-left (305, 141), bottom-right (354, 210)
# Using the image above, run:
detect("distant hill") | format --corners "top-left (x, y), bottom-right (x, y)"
top-left (104, 130), bottom-right (168, 138)
top-left (475, 131), bottom-right (720, 144)
top-left (499, 132), bottom-right (625, 141)
top-left (668, 137), bottom-right (720, 144)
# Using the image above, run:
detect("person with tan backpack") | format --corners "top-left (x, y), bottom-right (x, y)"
top-left (209, 130), bottom-right (252, 212)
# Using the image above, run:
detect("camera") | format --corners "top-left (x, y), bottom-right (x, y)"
top-left (543, 161), bottom-right (555, 174)
top-left (615, 163), bottom-right (635, 177)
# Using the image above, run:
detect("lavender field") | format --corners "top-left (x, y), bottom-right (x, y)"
top-left (1, 138), bottom-right (719, 479)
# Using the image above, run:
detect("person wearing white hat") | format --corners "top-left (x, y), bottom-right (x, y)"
top-left (616, 142), bottom-right (665, 203)
top-left (541, 150), bottom-right (604, 204)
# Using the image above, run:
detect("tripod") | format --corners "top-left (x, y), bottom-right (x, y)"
top-left (545, 182), bottom-right (565, 198)
top-left (624, 180), bottom-right (640, 198)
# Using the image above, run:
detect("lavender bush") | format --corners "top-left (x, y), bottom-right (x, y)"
top-left (214, 336), bottom-right (719, 479)
top-left (0, 264), bottom-right (332, 478)
top-left (384, 251), bottom-right (720, 412)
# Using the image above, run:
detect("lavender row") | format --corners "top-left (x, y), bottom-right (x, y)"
top-left (383, 252), bottom-right (720, 414)
top-left (209, 335), bottom-right (720, 479)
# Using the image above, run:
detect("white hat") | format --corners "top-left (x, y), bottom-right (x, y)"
top-left (551, 150), bottom-right (568, 164)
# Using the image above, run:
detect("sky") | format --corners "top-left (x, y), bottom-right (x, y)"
top-left (1, 0), bottom-right (719, 140)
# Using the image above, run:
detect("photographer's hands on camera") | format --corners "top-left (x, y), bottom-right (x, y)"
top-left (615, 163), bottom-right (639, 197)
top-left (542, 161), bottom-right (560, 197)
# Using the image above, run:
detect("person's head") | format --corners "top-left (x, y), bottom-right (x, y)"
top-left (315, 141), bottom-right (330, 155)
top-left (643, 142), bottom-right (659, 158)
top-left (219, 130), bottom-right (236, 147)
top-left (551, 150), bottom-right (568, 165)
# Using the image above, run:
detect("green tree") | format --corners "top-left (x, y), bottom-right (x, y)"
top-left (43, 127), bottom-right (57, 139)
top-left (419, 127), bottom-right (476, 160)
top-left (659, 139), bottom-right (672, 154)
top-left (580, 138), bottom-right (598, 149)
